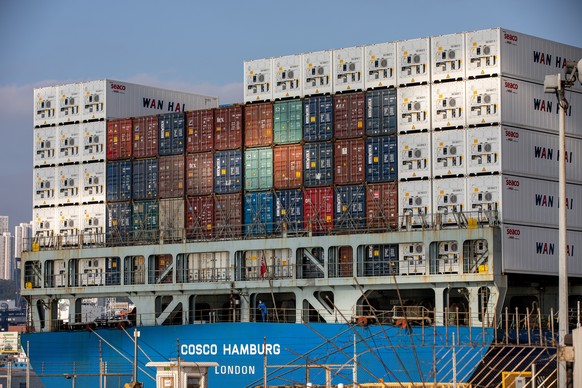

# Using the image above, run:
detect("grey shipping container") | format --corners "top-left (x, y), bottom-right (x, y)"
top-left (158, 155), bottom-right (185, 198)
top-left (159, 198), bottom-right (185, 241)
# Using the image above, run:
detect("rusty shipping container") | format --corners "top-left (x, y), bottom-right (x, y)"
top-left (186, 152), bottom-right (213, 196)
top-left (186, 195), bottom-right (214, 240)
top-left (366, 182), bottom-right (398, 230)
top-left (333, 92), bottom-right (365, 139)
top-left (215, 105), bottom-right (243, 150)
top-left (186, 109), bottom-right (214, 153)
top-left (132, 115), bottom-right (158, 159)
top-left (214, 193), bottom-right (242, 239)
top-left (107, 118), bottom-right (132, 160)
top-left (158, 154), bottom-right (185, 198)
top-left (303, 187), bottom-right (334, 233)
top-left (245, 102), bottom-right (273, 147)
top-left (273, 144), bottom-right (303, 189)
top-left (334, 138), bottom-right (365, 185)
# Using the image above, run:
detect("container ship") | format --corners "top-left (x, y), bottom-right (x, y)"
top-left (20, 28), bottom-right (582, 387)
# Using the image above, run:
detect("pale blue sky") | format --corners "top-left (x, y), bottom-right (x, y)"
top-left (0, 0), bottom-right (580, 230)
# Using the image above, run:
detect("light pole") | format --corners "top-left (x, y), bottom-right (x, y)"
top-left (544, 58), bottom-right (582, 388)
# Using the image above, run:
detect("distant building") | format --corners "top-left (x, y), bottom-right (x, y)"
top-left (14, 223), bottom-right (31, 285)
top-left (0, 216), bottom-right (8, 234)
top-left (0, 232), bottom-right (12, 280)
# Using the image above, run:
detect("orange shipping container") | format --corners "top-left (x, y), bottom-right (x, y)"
top-left (244, 102), bottom-right (273, 147)
top-left (366, 182), bottom-right (398, 230)
top-left (334, 138), bottom-right (365, 185)
top-left (273, 144), bottom-right (303, 189)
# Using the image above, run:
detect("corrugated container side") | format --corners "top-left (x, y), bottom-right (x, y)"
top-left (57, 83), bottom-right (82, 124)
top-left (274, 189), bottom-right (303, 234)
top-left (244, 147), bottom-right (273, 191)
top-left (273, 100), bottom-right (302, 144)
top-left (244, 191), bottom-right (274, 236)
top-left (397, 37), bottom-right (430, 85)
top-left (365, 136), bottom-right (398, 182)
top-left (186, 152), bottom-right (213, 196)
top-left (57, 124), bottom-right (81, 165)
top-left (186, 195), bottom-right (214, 240)
top-left (432, 129), bottom-right (466, 177)
top-left (362, 244), bottom-right (399, 276)
top-left (431, 33), bottom-right (466, 82)
top-left (57, 164), bottom-right (81, 205)
top-left (106, 201), bottom-right (132, 241)
top-left (303, 96), bottom-right (333, 141)
top-left (81, 162), bottom-right (106, 203)
top-left (214, 193), bottom-right (242, 239)
top-left (432, 178), bottom-right (467, 224)
top-left (366, 182), bottom-right (398, 230)
top-left (245, 102), bottom-right (274, 147)
top-left (303, 187), bottom-right (334, 233)
top-left (158, 154), bottom-right (185, 199)
top-left (132, 200), bottom-right (159, 232)
top-left (186, 109), bottom-right (214, 153)
top-left (397, 84), bottom-right (431, 133)
top-left (398, 180), bottom-right (433, 227)
top-left (365, 89), bottom-right (397, 136)
top-left (132, 159), bottom-right (159, 200)
top-left (106, 160), bottom-right (132, 202)
top-left (334, 138), bottom-right (365, 185)
top-left (34, 86), bottom-right (57, 127)
top-left (132, 115), bottom-right (159, 159)
top-left (273, 54), bottom-right (302, 100)
top-left (106, 119), bottom-right (133, 160)
top-left (273, 144), bottom-right (303, 189)
top-left (33, 167), bottom-right (57, 207)
top-left (82, 121), bottom-right (106, 162)
top-left (214, 150), bottom-right (243, 194)
top-left (34, 126), bottom-right (57, 167)
top-left (334, 185), bottom-right (366, 230)
top-left (364, 42), bottom-right (397, 89)
top-left (244, 58), bottom-right (273, 103)
top-left (159, 198), bottom-right (185, 241)
top-left (398, 132), bottom-right (432, 180)
top-left (333, 46), bottom-right (365, 93)
top-left (302, 50), bottom-right (333, 96)
top-left (158, 113), bottom-right (186, 156)
top-left (333, 92), bottom-right (365, 139)
top-left (214, 105), bottom-right (243, 150)
top-left (304, 141), bottom-right (333, 187)
top-left (432, 81), bottom-right (465, 129)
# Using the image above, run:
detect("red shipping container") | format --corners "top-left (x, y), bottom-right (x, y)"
top-left (186, 152), bottom-right (213, 196)
top-left (158, 154), bottom-right (185, 198)
top-left (334, 138), bottom-right (365, 185)
top-left (273, 144), bottom-right (303, 189)
top-left (214, 193), bottom-right (242, 239)
top-left (333, 92), bottom-right (365, 139)
top-left (107, 118), bottom-right (132, 160)
top-left (186, 195), bottom-right (214, 239)
top-left (186, 109), bottom-right (214, 153)
top-left (366, 182), bottom-right (398, 230)
top-left (132, 115), bottom-right (158, 158)
top-left (215, 105), bottom-right (243, 150)
top-left (245, 102), bottom-right (273, 147)
top-left (304, 187), bottom-right (334, 233)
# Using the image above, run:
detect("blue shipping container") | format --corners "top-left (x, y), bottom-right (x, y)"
top-left (334, 185), bottom-right (366, 230)
top-left (303, 96), bottom-right (333, 141)
top-left (159, 113), bottom-right (186, 156)
top-left (274, 189), bottom-right (303, 234)
top-left (365, 136), bottom-right (398, 182)
top-left (244, 191), bottom-right (274, 237)
top-left (106, 201), bottom-right (132, 243)
top-left (106, 160), bottom-right (132, 201)
top-left (362, 244), bottom-right (399, 276)
top-left (132, 159), bottom-right (158, 200)
top-left (214, 150), bottom-right (243, 194)
top-left (304, 142), bottom-right (333, 187)
top-left (365, 89), bottom-right (397, 136)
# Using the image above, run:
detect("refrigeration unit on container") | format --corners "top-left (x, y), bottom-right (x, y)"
top-left (274, 189), bottom-right (303, 234)
top-left (432, 81), bottom-right (465, 129)
top-left (302, 50), bottom-right (333, 96)
top-left (57, 206), bottom-right (80, 245)
top-left (366, 182), bottom-right (398, 230)
top-left (159, 198), bottom-right (185, 241)
top-left (158, 113), bottom-right (185, 156)
top-left (33, 167), bottom-right (57, 208)
top-left (397, 85), bottom-right (431, 133)
top-left (304, 141), bottom-right (333, 187)
top-left (365, 89), bottom-right (397, 136)
top-left (398, 132), bottom-right (431, 180)
top-left (273, 100), bottom-right (303, 144)
top-left (106, 160), bottom-right (132, 202)
top-left (432, 178), bottom-right (467, 225)
top-left (34, 86), bottom-right (57, 127)
top-left (364, 42), bottom-right (397, 89)
top-left (57, 124), bottom-right (81, 165)
top-left (57, 83), bottom-right (82, 124)
top-left (34, 126), bottom-right (57, 167)
top-left (465, 28), bottom-right (582, 91)
top-left (273, 54), bottom-right (302, 100)
top-left (334, 92), bottom-right (365, 139)
top-left (214, 193), bottom-right (242, 239)
top-left (186, 109), bottom-right (214, 153)
top-left (81, 204), bottom-right (106, 245)
top-left (398, 180), bottom-right (432, 228)
top-left (303, 187), bottom-right (334, 233)
top-left (244, 191), bottom-right (274, 237)
top-left (431, 32), bottom-right (465, 82)
top-left (133, 115), bottom-right (159, 158)
top-left (466, 126), bottom-right (500, 176)
top-left (214, 105), bottom-right (243, 150)
top-left (81, 162), bottom-right (105, 204)
top-left (365, 136), bottom-right (398, 182)
top-left (57, 164), bottom-right (80, 205)
top-left (466, 175), bottom-right (500, 224)
top-left (333, 46), bottom-right (364, 93)
top-left (334, 139), bottom-right (365, 185)
top-left (244, 58), bottom-right (273, 103)
top-left (186, 195), bottom-right (214, 240)
top-left (106, 119), bottom-right (132, 160)
top-left (132, 159), bottom-right (159, 199)
top-left (397, 37), bottom-right (430, 86)
top-left (245, 102), bottom-right (273, 147)
top-left (303, 95), bottom-right (333, 141)
top-left (437, 241), bottom-right (461, 274)
top-left (334, 185), bottom-right (366, 231)
top-left (214, 150), bottom-right (243, 194)
top-left (158, 155), bottom-right (185, 199)
top-left (432, 129), bottom-right (466, 177)
top-left (106, 201), bottom-right (132, 242)
top-left (244, 147), bottom-right (273, 191)
top-left (186, 152), bottom-right (213, 196)
top-left (273, 145), bottom-right (303, 189)
top-left (399, 243), bottom-right (426, 275)
top-left (33, 207), bottom-right (56, 240)
top-left (82, 121), bottom-right (106, 162)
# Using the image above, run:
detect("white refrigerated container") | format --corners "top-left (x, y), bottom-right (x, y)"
top-left (34, 126), bottom-right (57, 167)
top-left (81, 121), bottom-right (106, 162)
top-left (303, 50), bottom-right (333, 96)
top-left (57, 123), bottom-right (81, 165)
top-left (57, 164), bottom-right (80, 205)
top-left (399, 243), bottom-right (427, 275)
top-left (33, 167), bottom-right (57, 208)
top-left (431, 32), bottom-right (465, 82)
top-left (397, 37), bottom-right (430, 85)
top-left (244, 58), bottom-right (273, 103)
top-left (81, 162), bottom-right (106, 204)
top-left (398, 132), bottom-right (432, 180)
top-left (364, 41), bottom-right (397, 89)
top-left (433, 178), bottom-right (467, 225)
top-left (333, 46), bottom-right (364, 93)
top-left (34, 86), bottom-right (57, 127)
top-left (57, 83), bottom-right (82, 124)
top-left (398, 180), bottom-right (432, 228)
top-left (273, 54), bottom-right (302, 100)
top-left (432, 81), bottom-right (465, 129)
top-left (432, 129), bottom-right (466, 177)
top-left (398, 84), bottom-right (431, 133)
top-left (437, 241), bottom-right (461, 274)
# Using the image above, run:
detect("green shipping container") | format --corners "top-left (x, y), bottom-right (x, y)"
top-left (132, 200), bottom-right (159, 241)
top-left (244, 147), bottom-right (273, 191)
top-left (273, 100), bottom-right (302, 144)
